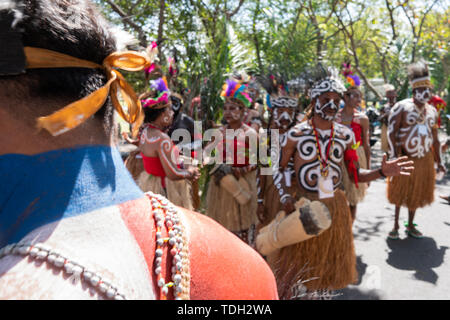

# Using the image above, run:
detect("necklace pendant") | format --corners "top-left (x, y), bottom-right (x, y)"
top-left (321, 168), bottom-right (329, 177)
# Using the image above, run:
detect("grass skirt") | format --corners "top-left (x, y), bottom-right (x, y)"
top-left (380, 124), bottom-right (389, 153)
top-left (340, 146), bottom-right (368, 206)
top-left (387, 151), bottom-right (435, 211)
top-left (259, 174), bottom-right (299, 228)
top-left (124, 150), bottom-right (144, 182)
top-left (137, 171), bottom-right (194, 210)
top-left (270, 189), bottom-right (357, 299)
top-left (205, 170), bottom-right (258, 233)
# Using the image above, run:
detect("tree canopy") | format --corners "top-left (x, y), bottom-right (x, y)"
top-left (94, 0), bottom-right (450, 116)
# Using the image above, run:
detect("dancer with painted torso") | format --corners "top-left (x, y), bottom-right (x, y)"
top-left (387, 61), bottom-right (446, 239)
top-left (0, 0), bottom-right (278, 300)
top-left (257, 67), bottom-right (413, 299)
top-left (336, 73), bottom-right (371, 222)
top-left (136, 78), bottom-right (200, 211)
top-left (204, 79), bottom-right (259, 244)
top-left (256, 75), bottom-right (299, 226)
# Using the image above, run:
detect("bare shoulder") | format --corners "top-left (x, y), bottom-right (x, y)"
top-left (180, 208), bottom-right (279, 300)
top-left (355, 112), bottom-right (369, 126)
top-left (334, 122), bottom-right (354, 144)
top-left (425, 103), bottom-right (438, 116)
top-left (0, 205), bottom-right (156, 300)
top-left (287, 121), bottom-right (312, 139)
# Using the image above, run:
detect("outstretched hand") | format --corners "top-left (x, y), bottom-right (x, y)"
top-left (381, 154), bottom-right (414, 177)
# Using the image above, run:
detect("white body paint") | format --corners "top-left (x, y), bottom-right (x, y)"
top-left (0, 206), bottom-right (157, 300)
top-left (388, 99), bottom-right (437, 158)
top-left (287, 121), bottom-right (354, 192)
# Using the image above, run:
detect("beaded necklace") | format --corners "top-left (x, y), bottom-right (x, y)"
top-left (148, 192), bottom-right (190, 300)
top-left (413, 104), bottom-right (426, 125)
top-left (312, 119), bottom-right (335, 178)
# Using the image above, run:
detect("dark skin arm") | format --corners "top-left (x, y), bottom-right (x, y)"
top-left (122, 131), bottom-right (140, 146)
top-left (357, 154), bottom-right (414, 183)
top-left (387, 105), bottom-right (403, 159)
top-left (278, 134), bottom-right (298, 214)
top-left (432, 125), bottom-right (446, 173)
top-left (256, 168), bottom-right (267, 223)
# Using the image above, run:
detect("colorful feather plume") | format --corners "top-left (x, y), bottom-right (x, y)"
top-left (220, 78), bottom-right (252, 107)
top-left (151, 77), bottom-right (169, 93)
top-left (142, 77), bottom-right (170, 109)
top-left (341, 62), bottom-right (360, 88)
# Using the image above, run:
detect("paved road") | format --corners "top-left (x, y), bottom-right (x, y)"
top-left (336, 138), bottom-right (450, 300)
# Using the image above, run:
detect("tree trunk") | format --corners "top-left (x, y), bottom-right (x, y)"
top-left (157, 0), bottom-right (166, 62)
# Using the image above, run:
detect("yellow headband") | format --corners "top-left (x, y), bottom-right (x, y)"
top-left (24, 47), bottom-right (151, 137)
top-left (411, 79), bottom-right (432, 90)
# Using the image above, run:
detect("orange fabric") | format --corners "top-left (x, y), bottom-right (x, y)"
top-left (25, 47), bottom-right (149, 137)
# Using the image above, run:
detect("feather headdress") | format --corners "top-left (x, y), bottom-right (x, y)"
top-left (341, 62), bottom-right (360, 88)
top-left (308, 63), bottom-right (346, 99)
top-left (220, 78), bottom-right (252, 108)
top-left (141, 77), bottom-right (171, 109)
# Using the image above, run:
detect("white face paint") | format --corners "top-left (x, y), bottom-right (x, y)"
top-left (414, 88), bottom-right (431, 104)
top-left (315, 99), bottom-right (338, 121)
top-left (273, 109), bottom-right (294, 129)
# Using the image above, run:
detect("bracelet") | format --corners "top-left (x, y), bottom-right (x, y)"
top-left (378, 168), bottom-right (386, 178)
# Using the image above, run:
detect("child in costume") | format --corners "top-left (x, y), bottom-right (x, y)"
top-left (204, 79), bottom-right (259, 244)
top-left (335, 64), bottom-right (371, 221)
top-left (136, 77), bottom-right (199, 211)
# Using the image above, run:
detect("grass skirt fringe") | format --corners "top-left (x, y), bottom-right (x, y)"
top-left (270, 189), bottom-right (357, 299)
top-left (124, 150), bottom-right (145, 182)
top-left (205, 170), bottom-right (258, 233)
top-left (380, 124), bottom-right (389, 153)
top-left (137, 171), bottom-right (194, 210)
top-left (341, 146), bottom-right (368, 206)
top-left (387, 151), bottom-right (435, 211)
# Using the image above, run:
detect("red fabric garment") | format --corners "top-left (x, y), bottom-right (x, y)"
top-left (141, 153), bottom-right (167, 188)
top-left (344, 148), bottom-right (359, 188)
top-left (350, 121), bottom-right (362, 144)
top-left (221, 138), bottom-right (249, 167)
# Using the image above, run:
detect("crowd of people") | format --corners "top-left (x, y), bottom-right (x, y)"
top-left (0, 0), bottom-right (448, 300)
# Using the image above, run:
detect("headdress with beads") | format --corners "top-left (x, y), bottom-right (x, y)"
top-left (309, 64), bottom-right (346, 100)
top-left (408, 60), bottom-right (432, 89)
top-left (220, 79), bottom-right (252, 108)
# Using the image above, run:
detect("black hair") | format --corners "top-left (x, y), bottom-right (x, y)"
top-left (143, 107), bottom-right (167, 124)
top-left (0, 0), bottom-right (129, 135)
